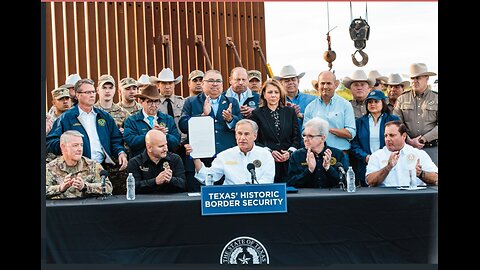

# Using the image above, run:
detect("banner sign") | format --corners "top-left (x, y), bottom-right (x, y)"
top-left (201, 183), bottom-right (287, 216)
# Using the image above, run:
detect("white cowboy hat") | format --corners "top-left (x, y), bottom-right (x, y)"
top-left (150, 68), bottom-right (183, 84)
top-left (367, 70), bottom-right (388, 83)
top-left (384, 73), bottom-right (410, 88)
top-left (137, 74), bottom-right (152, 86)
top-left (273, 65), bottom-right (305, 80)
top-left (65, 73), bottom-right (82, 88)
top-left (409, 63), bottom-right (437, 77)
top-left (342, 70), bottom-right (375, 88)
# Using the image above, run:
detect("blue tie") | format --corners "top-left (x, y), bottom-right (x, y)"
top-left (147, 116), bottom-right (155, 128)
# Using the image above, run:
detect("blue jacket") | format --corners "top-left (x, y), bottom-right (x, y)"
top-left (350, 113), bottom-right (400, 185)
top-left (46, 105), bottom-right (125, 160)
top-left (179, 93), bottom-right (242, 155)
top-left (123, 110), bottom-right (180, 158)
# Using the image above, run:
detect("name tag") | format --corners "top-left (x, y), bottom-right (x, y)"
top-left (224, 161), bottom-right (238, 165)
top-left (201, 183), bottom-right (287, 216)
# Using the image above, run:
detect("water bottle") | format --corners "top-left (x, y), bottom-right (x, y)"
top-left (205, 173), bottom-right (214, 186)
top-left (346, 166), bottom-right (356, 193)
top-left (126, 173), bottom-right (136, 200)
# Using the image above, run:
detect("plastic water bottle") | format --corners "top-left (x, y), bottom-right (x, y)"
top-left (126, 173), bottom-right (136, 200)
top-left (346, 166), bottom-right (356, 193)
top-left (205, 173), bottom-right (214, 186)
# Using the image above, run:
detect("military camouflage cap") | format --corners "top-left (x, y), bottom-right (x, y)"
top-left (119, 77), bottom-right (138, 88)
top-left (248, 70), bottom-right (261, 81)
top-left (188, 70), bottom-right (204, 81)
top-left (51, 87), bottom-right (70, 100)
top-left (98, 74), bottom-right (116, 88)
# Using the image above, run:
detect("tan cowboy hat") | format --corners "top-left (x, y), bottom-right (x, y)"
top-left (343, 70), bottom-right (375, 88)
top-left (134, 84), bottom-right (161, 100)
top-left (273, 65), bottom-right (305, 80)
top-left (409, 63), bottom-right (437, 77)
top-left (384, 73), bottom-right (410, 88)
top-left (368, 70), bottom-right (388, 83)
top-left (150, 68), bottom-right (183, 84)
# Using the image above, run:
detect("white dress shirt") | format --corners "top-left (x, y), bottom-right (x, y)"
top-left (366, 144), bottom-right (438, 187)
top-left (77, 107), bottom-right (104, 163)
top-left (195, 145), bottom-right (275, 185)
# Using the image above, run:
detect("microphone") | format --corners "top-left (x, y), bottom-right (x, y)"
top-left (100, 170), bottom-right (109, 199)
top-left (333, 162), bottom-right (346, 189)
top-left (247, 163), bottom-right (259, 184)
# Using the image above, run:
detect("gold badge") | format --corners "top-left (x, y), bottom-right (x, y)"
top-left (163, 162), bottom-right (170, 170)
top-left (159, 122), bottom-right (166, 127)
top-left (428, 100), bottom-right (435, 106)
top-left (97, 119), bottom-right (106, 126)
top-left (329, 157), bottom-right (337, 166)
top-left (253, 160), bottom-right (262, 168)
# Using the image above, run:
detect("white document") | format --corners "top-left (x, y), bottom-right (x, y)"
top-left (188, 116), bottom-right (216, 158)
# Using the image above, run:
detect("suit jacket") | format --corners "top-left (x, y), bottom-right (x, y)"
top-left (179, 93), bottom-right (242, 155)
top-left (350, 112), bottom-right (400, 184)
top-left (251, 106), bottom-right (301, 151)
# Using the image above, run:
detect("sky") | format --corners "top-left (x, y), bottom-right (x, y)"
top-left (264, 1), bottom-right (438, 91)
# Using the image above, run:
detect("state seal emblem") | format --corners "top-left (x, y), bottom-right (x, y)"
top-left (220, 236), bottom-right (269, 264)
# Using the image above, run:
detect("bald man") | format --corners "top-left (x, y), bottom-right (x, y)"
top-left (126, 129), bottom-right (186, 193)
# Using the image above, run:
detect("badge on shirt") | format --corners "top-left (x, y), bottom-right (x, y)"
top-left (407, 153), bottom-right (416, 161)
top-left (159, 122), bottom-right (166, 127)
top-left (428, 100), bottom-right (435, 106)
top-left (329, 157), bottom-right (337, 166)
top-left (97, 119), bottom-right (106, 126)
top-left (140, 166), bottom-right (149, 172)
top-left (163, 162), bottom-right (170, 170)
top-left (253, 160), bottom-right (262, 168)
top-left (248, 101), bottom-right (256, 108)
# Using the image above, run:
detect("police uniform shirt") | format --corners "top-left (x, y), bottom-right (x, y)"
top-left (350, 99), bottom-right (367, 119)
top-left (366, 144), bottom-right (438, 187)
top-left (127, 151), bottom-right (186, 193)
top-left (195, 145), bottom-right (275, 185)
top-left (159, 95), bottom-right (185, 139)
top-left (393, 89), bottom-right (438, 142)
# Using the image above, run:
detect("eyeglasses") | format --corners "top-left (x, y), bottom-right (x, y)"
top-left (302, 134), bottom-right (322, 140)
top-left (77, 90), bottom-right (96, 95)
top-left (205, 79), bottom-right (223, 84)
top-left (145, 99), bottom-right (160, 105)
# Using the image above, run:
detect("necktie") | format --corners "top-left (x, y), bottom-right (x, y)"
top-left (147, 116), bottom-right (155, 128)
top-left (165, 98), bottom-right (174, 118)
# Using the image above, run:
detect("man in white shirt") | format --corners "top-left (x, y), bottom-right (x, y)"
top-left (186, 119), bottom-right (275, 185)
top-left (366, 120), bottom-right (438, 187)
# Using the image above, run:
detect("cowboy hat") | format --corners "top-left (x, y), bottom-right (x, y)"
top-left (65, 73), bottom-right (82, 88)
top-left (409, 63), bottom-right (437, 77)
top-left (342, 70), bottom-right (375, 89)
top-left (367, 70), bottom-right (388, 83)
top-left (384, 73), bottom-right (410, 88)
top-left (136, 74), bottom-right (151, 86)
top-left (150, 68), bottom-right (183, 84)
top-left (134, 84), bottom-right (161, 100)
top-left (273, 65), bottom-right (305, 80)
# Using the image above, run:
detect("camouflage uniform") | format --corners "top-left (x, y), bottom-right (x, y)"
top-left (117, 101), bottom-right (143, 115)
top-left (94, 102), bottom-right (131, 129)
top-left (46, 156), bottom-right (113, 199)
top-left (94, 102), bottom-right (131, 195)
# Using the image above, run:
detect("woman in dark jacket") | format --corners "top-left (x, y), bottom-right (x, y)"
top-left (351, 90), bottom-right (400, 186)
top-left (251, 79), bottom-right (301, 183)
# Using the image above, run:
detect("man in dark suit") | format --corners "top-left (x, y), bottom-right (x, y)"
top-left (179, 69), bottom-right (242, 191)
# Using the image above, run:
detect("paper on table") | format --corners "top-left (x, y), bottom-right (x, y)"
top-left (188, 116), bottom-right (216, 158)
